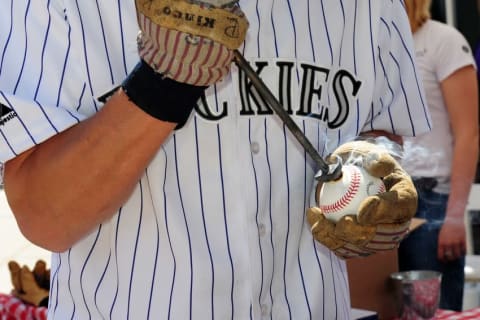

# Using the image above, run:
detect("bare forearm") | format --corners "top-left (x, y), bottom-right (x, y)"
top-left (443, 66), bottom-right (479, 221)
top-left (4, 89), bottom-right (176, 251)
top-left (446, 137), bottom-right (479, 220)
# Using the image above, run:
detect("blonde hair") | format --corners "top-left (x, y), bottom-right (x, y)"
top-left (404, 0), bottom-right (432, 33)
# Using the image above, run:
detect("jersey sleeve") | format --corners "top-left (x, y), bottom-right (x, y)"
top-left (368, 0), bottom-right (432, 138)
top-left (434, 25), bottom-right (476, 82)
top-left (0, 1), bottom-right (89, 164)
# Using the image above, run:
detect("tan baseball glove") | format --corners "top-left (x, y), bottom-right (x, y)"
top-left (135, 0), bottom-right (249, 86)
top-left (9, 260), bottom-right (50, 307)
top-left (307, 138), bottom-right (418, 259)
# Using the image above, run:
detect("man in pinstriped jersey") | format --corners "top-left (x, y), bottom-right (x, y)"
top-left (0, 0), bottom-right (430, 319)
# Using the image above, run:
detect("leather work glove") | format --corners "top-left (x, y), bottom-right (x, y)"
top-left (9, 260), bottom-right (50, 307)
top-left (307, 138), bottom-right (418, 259)
top-left (135, 0), bottom-right (249, 86)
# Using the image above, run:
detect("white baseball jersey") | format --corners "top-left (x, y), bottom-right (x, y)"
top-left (0, 1), bottom-right (431, 319)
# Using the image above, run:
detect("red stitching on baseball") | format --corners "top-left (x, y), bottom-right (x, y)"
top-left (320, 166), bottom-right (361, 214)
top-left (379, 183), bottom-right (386, 193)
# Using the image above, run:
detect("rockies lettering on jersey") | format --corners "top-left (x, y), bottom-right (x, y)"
top-left (197, 60), bottom-right (362, 129)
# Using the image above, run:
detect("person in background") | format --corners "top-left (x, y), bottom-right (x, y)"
top-left (399, 0), bottom-right (479, 311)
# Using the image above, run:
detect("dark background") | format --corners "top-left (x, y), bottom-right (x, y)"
top-left (431, 0), bottom-right (480, 50)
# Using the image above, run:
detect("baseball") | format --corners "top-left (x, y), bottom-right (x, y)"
top-left (318, 164), bottom-right (386, 223)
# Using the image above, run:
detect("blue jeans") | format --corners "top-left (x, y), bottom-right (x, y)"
top-left (398, 188), bottom-right (465, 311)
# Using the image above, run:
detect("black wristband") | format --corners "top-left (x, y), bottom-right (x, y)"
top-left (121, 60), bottom-right (207, 127)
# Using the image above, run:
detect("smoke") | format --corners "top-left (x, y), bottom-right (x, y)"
top-left (401, 140), bottom-right (442, 172)
top-left (361, 136), bottom-right (404, 158)
top-left (337, 135), bottom-right (405, 167)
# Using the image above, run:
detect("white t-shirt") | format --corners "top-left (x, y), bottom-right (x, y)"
top-left (402, 20), bottom-right (476, 193)
top-left (0, 1), bottom-right (431, 319)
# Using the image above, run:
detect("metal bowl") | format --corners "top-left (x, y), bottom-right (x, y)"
top-left (390, 270), bottom-right (442, 319)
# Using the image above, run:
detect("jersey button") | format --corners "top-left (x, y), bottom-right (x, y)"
top-left (261, 304), bottom-right (270, 317)
top-left (250, 142), bottom-right (260, 154)
top-left (258, 223), bottom-right (266, 236)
